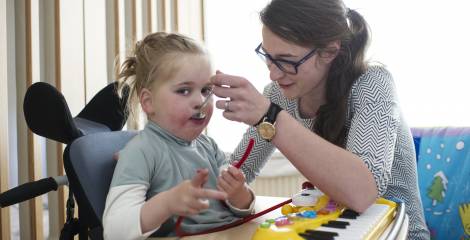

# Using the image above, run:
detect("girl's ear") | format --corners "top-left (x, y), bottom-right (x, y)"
top-left (140, 88), bottom-right (154, 115)
top-left (318, 40), bottom-right (341, 63)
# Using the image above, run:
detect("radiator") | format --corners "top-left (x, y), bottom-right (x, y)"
top-left (242, 152), bottom-right (308, 197)
top-left (249, 174), bottom-right (307, 198)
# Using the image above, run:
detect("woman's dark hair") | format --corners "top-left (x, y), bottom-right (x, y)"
top-left (260, 0), bottom-right (370, 147)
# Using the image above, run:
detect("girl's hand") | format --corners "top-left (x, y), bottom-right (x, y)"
top-left (211, 71), bottom-right (270, 126)
top-left (166, 168), bottom-right (227, 216)
top-left (217, 164), bottom-right (253, 209)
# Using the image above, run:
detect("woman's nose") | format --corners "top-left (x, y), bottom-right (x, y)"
top-left (268, 63), bottom-right (285, 81)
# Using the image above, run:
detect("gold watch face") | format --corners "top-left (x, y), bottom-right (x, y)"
top-left (257, 122), bottom-right (276, 140)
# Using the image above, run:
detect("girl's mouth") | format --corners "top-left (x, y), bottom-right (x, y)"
top-left (191, 111), bottom-right (207, 119)
top-left (189, 114), bottom-right (207, 125)
top-left (190, 114), bottom-right (206, 121)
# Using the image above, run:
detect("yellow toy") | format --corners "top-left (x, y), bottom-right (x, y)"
top-left (252, 184), bottom-right (398, 240)
top-left (281, 187), bottom-right (332, 215)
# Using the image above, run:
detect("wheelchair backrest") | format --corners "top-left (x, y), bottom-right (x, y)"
top-left (63, 131), bottom-right (137, 236)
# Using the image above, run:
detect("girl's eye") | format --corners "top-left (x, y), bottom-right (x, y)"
top-left (176, 88), bottom-right (190, 95)
top-left (202, 86), bottom-right (213, 97)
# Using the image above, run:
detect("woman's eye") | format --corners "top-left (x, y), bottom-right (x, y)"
top-left (176, 88), bottom-right (190, 95)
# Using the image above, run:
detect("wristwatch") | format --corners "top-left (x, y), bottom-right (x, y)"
top-left (255, 102), bottom-right (283, 141)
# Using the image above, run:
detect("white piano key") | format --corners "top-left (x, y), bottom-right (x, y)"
top-left (312, 204), bottom-right (390, 240)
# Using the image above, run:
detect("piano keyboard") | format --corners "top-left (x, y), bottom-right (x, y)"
top-left (252, 197), bottom-right (401, 240)
top-left (312, 203), bottom-right (392, 240)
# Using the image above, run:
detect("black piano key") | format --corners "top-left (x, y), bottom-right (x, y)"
top-left (339, 209), bottom-right (359, 219)
top-left (338, 214), bottom-right (355, 219)
top-left (304, 229), bottom-right (339, 237)
top-left (322, 220), bottom-right (350, 229)
top-left (329, 220), bottom-right (350, 226)
top-left (299, 232), bottom-right (335, 240)
top-left (321, 222), bottom-right (347, 229)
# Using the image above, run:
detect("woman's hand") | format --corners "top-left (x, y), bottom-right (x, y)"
top-left (165, 168), bottom-right (227, 216)
top-left (217, 164), bottom-right (253, 209)
top-left (211, 71), bottom-right (270, 126)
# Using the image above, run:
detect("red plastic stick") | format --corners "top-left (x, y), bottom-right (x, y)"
top-left (233, 138), bottom-right (255, 169)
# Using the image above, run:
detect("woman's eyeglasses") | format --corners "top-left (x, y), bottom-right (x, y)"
top-left (255, 43), bottom-right (317, 75)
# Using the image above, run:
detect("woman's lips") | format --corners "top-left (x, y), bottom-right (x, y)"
top-left (278, 82), bottom-right (294, 89)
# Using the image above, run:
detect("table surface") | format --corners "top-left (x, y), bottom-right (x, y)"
top-left (151, 195), bottom-right (408, 240)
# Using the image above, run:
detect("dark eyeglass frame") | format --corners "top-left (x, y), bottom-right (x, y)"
top-left (255, 43), bottom-right (317, 75)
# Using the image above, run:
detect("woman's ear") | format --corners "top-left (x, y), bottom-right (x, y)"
top-left (140, 88), bottom-right (154, 115)
top-left (318, 40), bottom-right (341, 63)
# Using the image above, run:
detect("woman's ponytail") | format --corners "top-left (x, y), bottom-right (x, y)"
top-left (346, 8), bottom-right (369, 78)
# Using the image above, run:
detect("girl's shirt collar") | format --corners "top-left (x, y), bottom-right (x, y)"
top-left (146, 121), bottom-right (194, 147)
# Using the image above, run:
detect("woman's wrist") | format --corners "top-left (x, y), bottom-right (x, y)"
top-left (253, 98), bottom-right (272, 126)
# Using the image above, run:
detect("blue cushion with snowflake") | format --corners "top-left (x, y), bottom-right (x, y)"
top-left (413, 127), bottom-right (470, 240)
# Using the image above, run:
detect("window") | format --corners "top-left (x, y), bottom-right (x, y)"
top-left (205, 0), bottom-right (271, 151)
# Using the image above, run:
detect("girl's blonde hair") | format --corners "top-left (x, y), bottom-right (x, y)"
top-left (116, 32), bottom-right (206, 120)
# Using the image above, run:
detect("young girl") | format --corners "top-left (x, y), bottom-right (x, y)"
top-left (103, 32), bottom-right (255, 240)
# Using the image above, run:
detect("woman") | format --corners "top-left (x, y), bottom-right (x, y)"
top-left (211, 0), bottom-right (430, 239)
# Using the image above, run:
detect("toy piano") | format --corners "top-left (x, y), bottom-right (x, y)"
top-left (252, 187), bottom-right (406, 240)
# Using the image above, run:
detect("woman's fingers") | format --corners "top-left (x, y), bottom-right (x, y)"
top-left (211, 71), bottom-right (245, 88)
top-left (213, 85), bottom-right (242, 100)
top-left (221, 110), bottom-right (244, 123)
top-left (211, 72), bottom-right (254, 101)
top-left (215, 99), bottom-right (239, 112)
top-left (211, 71), bottom-right (271, 125)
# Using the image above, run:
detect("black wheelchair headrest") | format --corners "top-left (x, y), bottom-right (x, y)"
top-left (23, 82), bottom-right (82, 144)
top-left (77, 82), bottom-right (129, 131)
top-left (23, 82), bottom-right (129, 144)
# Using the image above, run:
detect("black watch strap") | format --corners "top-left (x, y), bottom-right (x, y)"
top-left (266, 102), bottom-right (282, 124)
top-left (255, 102), bottom-right (282, 126)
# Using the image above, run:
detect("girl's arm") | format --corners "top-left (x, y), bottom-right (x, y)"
top-left (103, 184), bottom-right (157, 240)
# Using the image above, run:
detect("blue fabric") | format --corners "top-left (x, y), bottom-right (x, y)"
top-left (414, 136), bottom-right (422, 162)
top-left (413, 128), bottom-right (470, 240)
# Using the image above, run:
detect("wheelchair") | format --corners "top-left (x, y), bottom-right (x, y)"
top-left (0, 81), bottom-right (134, 240)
